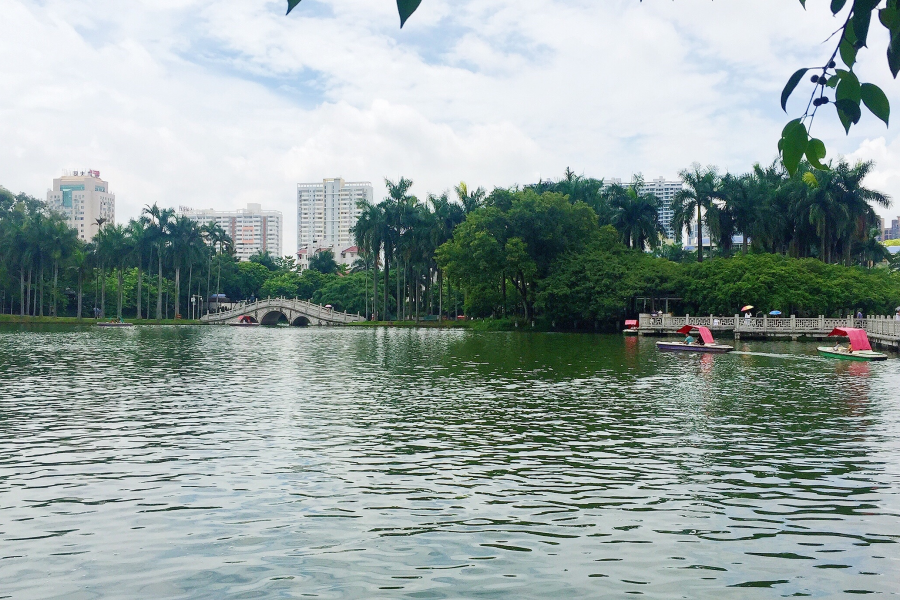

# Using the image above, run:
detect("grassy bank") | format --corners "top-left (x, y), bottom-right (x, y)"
top-left (0, 315), bottom-right (203, 325)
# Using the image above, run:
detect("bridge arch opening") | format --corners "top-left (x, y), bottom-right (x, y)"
top-left (291, 316), bottom-right (310, 327)
top-left (260, 311), bottom-right (289, 326)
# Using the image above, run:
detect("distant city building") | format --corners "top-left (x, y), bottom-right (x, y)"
top-left (46, 170), bottom-right (115, 242)
top-left (604, 176), bottom-right (682, 240)
top-left (179, 203), bottom-right (283, 261)
top-left (883, 216), bottom-right (899, 241)
top-left (297, 178), bottom-right (373, 269)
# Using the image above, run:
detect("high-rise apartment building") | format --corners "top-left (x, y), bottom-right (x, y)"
top-left (604, 176), bottom-right (682, 240)
top-left (179, 203), bottom-right (283, 261)
top-left (46, 170), bottom-right (115, 242)
top-left (297, 178), bottom-right (373, 268)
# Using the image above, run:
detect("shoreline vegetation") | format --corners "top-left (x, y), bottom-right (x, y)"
top-left (3, 160), bottom-right (898, 330)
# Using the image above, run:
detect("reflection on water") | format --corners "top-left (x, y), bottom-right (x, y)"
top-left (1, 326), bottom-right (899, 598)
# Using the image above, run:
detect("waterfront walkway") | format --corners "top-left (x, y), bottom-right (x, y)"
top-left (638, 313), bottom-right (900, 348)
top-left (201, 298), bottom-right (365, 326)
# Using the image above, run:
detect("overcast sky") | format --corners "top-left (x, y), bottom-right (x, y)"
top-left (3, 0), bottom-right (900, 254)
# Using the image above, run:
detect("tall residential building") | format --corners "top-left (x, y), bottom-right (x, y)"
top-left (604, 176), bottom-right (683, 240)
top-left (883, 216), bottom-right (899, 241)
top-left (46, 170), bottom-right (115, 242)
top-left (297, 178), bottom-right (373, 268)
top-left (179, 203), bottom-right (283, 261)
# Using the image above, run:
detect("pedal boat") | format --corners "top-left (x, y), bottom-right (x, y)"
top-left (656, 325), bottom-right (733, 353)
top-left (818, 327), bottom-right (887, 361)
top-left (229, 315), bottom-right (260, 327)
top-left (623, 319), bottom-right (639, 335)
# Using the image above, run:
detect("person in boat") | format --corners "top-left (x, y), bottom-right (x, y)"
top-left (684, 333), bottom-right (695, 344)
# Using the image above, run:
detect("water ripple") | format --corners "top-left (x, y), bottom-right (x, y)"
top-left (0, 326), bottom-right (898, 598)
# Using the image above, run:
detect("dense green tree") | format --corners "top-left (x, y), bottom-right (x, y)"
top-left (605, 175), bottom-right (663, 250)
top-left (309, 249), bottom-right (339, 274)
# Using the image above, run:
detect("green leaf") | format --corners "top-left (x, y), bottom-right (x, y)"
top-left (851, 0), bottom-right (879, 47)
top-left (889, 32), bottom-right (900, 77)
top-left (840, 37), bottom-right (858, 67)
top-left (806, 138), bottom-right (829, 170)
top-left (799, 0), bottom-right (806, 7)
top-left (835, 69), bottom-right (861, 103)
top-left (397, 0), bottom-right (422, 27)
top-left (781, 68), bottom-right (809, 111)
top-left (286, 0), bottom-right (302, 15)
top-left (860, 82), bottom-right (890, 125)
top-left (835, 98), bottom-right (862, 132)
top-left (832, 0), bottom-right (847, 13)
top-left (780, 119), bottom-right (808, 176)
top-left (880, 7), bottom-right (900, 32)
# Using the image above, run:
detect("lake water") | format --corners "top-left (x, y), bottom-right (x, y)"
top-left (1, 325), bottom-right (899, 598)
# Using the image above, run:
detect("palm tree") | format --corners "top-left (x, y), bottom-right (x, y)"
top-left (831, 160), bottom-right (891, 266)
top-left (351, 200), bottom-right (385, 319)
top-left (129, 218), bottom-right (152, 319)
top-left (45, 218), bottom-right (78, 316)
top-left (95, 223), bottom-right (130, 319)
top-left (429, 192), bottom-right (464, 318)
top-left (455, 181), bottom-right (486, 214)
top-left (673, 165), bottom-right (722, 262)
top-left (607, 176), bottom-right (663, 250)
top-left (143, 204), bottom-right (174, 320)
top-left (167, 215), bottom-right (203, 319)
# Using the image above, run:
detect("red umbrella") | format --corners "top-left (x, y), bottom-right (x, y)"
top-left (741, 305), bottom-right (754, 312)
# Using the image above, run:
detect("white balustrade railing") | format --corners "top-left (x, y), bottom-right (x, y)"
top-left (201, 297), bottom-right (364, 324)
top-left (638, 313), bottom-right (900, 341)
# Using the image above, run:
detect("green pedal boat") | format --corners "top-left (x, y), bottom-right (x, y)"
top-left (817, 327), bottom-right (887, 361)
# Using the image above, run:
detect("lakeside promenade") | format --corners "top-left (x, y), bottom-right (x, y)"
top-left (638, 313), bottom-right (900, 348)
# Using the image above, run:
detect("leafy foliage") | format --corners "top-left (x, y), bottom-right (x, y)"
top-left (780, 0), bottom-right (897, 175)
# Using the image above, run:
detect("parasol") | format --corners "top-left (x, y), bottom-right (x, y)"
top-left (769, 310), bottom-right (782, 316)
top-left (741, 305), bottom-right (754, 312)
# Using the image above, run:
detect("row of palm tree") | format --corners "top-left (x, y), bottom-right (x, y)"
top-left (0, 190), bottom-right (234, 319)
top-left (673, 160), bottom-right (890, 264)
top-left (352, 178), bottom-right (478, 320)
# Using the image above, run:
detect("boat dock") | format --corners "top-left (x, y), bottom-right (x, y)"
top-left (637, 314), bottom-right (900, 349)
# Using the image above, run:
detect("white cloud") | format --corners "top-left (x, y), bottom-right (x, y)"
top-left (2, 0), bottom-right (899, 253)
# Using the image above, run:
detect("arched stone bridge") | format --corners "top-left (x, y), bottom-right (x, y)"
top-left (201, 298), bottom-right (366, 326)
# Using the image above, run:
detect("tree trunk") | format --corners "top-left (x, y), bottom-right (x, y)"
top-left (39, 262), bottom-right (44, 317)
top-left (174, 265), bottom-right (181, 320)
top-left (187, 264), bottom-right (192, 321)
top-left (117, 268), bottom-right (124, 319)
top-left (384, 259), bottom-right (390, 320)
top-left (27, 266), bottom-right (33, 316)
top-left (136, 259), bottom-right (142, 320)
top-left (52, 261), bottom-right (59, 317)
top-left (206, 258), bottom-right (211, 316)
top-left (101, 266), bottom-right (106, 318)
top-left (156, 248), bottom-right (163, 320)
top-left (697, 202), bottom-right (703, 263)
top-left (19, 266), bottom-right (25, 317)
top-left (77, 272), bottom-right (83, 320)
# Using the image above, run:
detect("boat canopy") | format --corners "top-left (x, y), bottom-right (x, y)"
top-left (827, 327), bottom-right (872, 351)
top-left (676, 325), bottom-right (715, 345)
top-left (624, 319), bottom-right (638, 329)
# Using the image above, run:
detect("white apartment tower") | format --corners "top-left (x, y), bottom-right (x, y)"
top-left (46, 170), bottom-right (115, 242)
top-left (179, 203), bottom-right (283, 261)
top-left (605, 176), bottom-right (683, 241)
top-left (297, 178), bottom-right (373, 267)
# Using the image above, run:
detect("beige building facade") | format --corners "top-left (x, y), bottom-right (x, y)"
top-left (46, 170), bottom-right (115, 242)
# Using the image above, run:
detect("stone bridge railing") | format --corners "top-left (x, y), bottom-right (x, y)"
top-left (201, 298), bottom-right (365, 326)
top-left (638, 313), bottom-right (900, 345)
